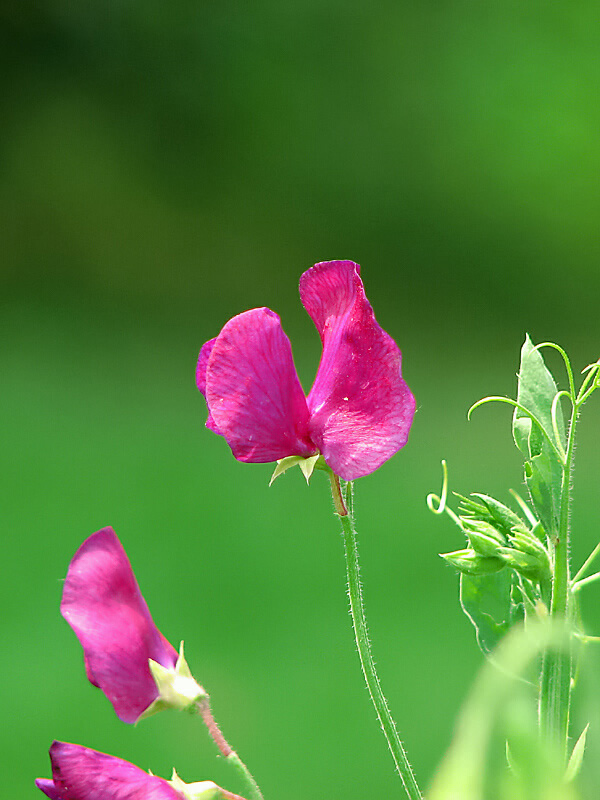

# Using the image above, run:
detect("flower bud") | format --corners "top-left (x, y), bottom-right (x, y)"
top-left (465, 529), bottom-right (506, 558)
top-left (498, 546), bottom-right (549, 581)
top-left (508, 532), bottom-right (551, 580)
top-left (440, 548), bottom-right (506, 575)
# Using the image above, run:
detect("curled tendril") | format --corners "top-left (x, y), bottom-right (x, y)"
top-left (467, 396), bottom-right (566, 465)
top-left (427, 460), bottom-right (462, 527)
top-left (530, 342), bottom-right (576, 402)
top-left (427, 459), bottom-right (449, 514)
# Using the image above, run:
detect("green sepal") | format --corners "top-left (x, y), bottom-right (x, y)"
top-left (564, 723), bottom-right (589, 782)
top-left (459, 569), bottom-right (522, 655)
top-left (138, 641), bottom-right (206, 721)
top-left (441, 548), bottom-right (506, 576)
top-left (269, 454), bottom-right (322, 486)
top-left (169, 771), bottom-right (222, 800)
top-left (513, 335), bottom-right (565, 537)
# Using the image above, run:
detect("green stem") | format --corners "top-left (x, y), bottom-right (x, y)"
top-left (572, 571), bottom-right (600, 593)
top-left (336, 480), bottom-right (423, 800)
top-left (539, 409), bottom-right (578, 762)
top-left (196, 698), bottom-right (264, 800)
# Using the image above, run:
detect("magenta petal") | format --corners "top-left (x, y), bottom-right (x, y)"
top-left (301, 261), bottom-right (416, 480)
top-left (35, 780), bottom-right (63, 800)
top-left (37, 742), bottom-right (183, 800)
top-left (61, 528), bottom-right (179, 724)
top-left (196, 338), bottom-right (222, 435)
top-left (205, 308), bottom-right (315, 462)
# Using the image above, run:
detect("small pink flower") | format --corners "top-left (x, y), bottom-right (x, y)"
top-left (197, 261), bottom-right (415, 480)
top-left (36, 742), bottom-right (185, 800)
top-left (36, 742), bottom-right (223, 800)
top-left (61, 528), bottom-right (203, 724)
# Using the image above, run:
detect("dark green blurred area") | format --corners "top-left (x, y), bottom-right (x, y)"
top-left (2, 2), bottom-right (599, 797)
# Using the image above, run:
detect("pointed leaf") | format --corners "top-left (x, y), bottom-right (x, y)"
top-left (513, 336), bottom-right (565, 537)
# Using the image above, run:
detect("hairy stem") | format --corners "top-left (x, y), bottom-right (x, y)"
top-left (337, 480), bottom-right (423, 800)
top-left (539, 409), bottom-right (577, 762)
top-left (196, 698), bottom-right (265, 800)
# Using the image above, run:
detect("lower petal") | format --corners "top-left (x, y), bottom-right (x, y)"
top-left (42, 742), bottom-right (182, 800)
top-left (205, 308), bottom-right (314, 463)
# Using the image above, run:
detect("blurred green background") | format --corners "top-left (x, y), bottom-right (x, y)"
top-left (2, 2), bottom-right (600, 798)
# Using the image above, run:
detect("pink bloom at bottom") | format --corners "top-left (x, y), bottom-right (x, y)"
top-left (197, 261), bottom-right (415, 481)
top-left (35, 742), bottom-right (184, 800)
top-left (61, 527), bottom-right (182, 723)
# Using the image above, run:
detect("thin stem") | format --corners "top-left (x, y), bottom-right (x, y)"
top-left (336, 481), bottom-right (423, 800)
top-left (196, 698), bottom-right (264, 800)
top-left (572, 541), bottom-right (600, 583)
top-left (572, 571), bottom-right (600, 594)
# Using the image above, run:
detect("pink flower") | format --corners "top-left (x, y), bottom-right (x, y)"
top-left (61, 528), bottom-right (203, 725)
top-left (36, 742), bottom-right (185, 800)
top-left (197, 261), bottom-right (415, 481)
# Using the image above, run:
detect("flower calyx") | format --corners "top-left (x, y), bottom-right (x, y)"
top-left (269, 454), bottom-right (325, 486)
top-left (169, 771), bottom-right (222, 800)
top-left (141, 642), bottom-right (207, 720)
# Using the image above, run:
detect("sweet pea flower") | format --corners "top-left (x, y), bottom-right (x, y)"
top-left (197, 260), bottom-right (415, 481)
top-left (36, 742), bottom-right (228, 800)
top-left (61, 527), bottom-right (205, 724)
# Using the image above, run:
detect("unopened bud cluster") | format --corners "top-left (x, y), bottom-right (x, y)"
top-left (441, 493), bottom-right (551, 585)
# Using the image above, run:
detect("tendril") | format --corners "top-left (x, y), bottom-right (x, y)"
top-left (427, 460), bottom-right (462, 527)
top-left (467, 396), bottom-right (566, 465)
top-left (530, 342), bottom-right (576, 402)
top-left (550, 390), bottom-right (572, 463)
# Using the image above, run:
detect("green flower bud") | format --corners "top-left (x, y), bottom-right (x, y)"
top-left (465, 529), bottom-right (506, 557)
top-left (472, 493), bottom-right (524, 536)
top-left (498, 547), bottom-right (549, 581)
top-left (461, 518), bottom-right (507, 546)
top-left (509, 532), bottom-right (551, 579)
top-left (440, 548), bottom-right (506, 575)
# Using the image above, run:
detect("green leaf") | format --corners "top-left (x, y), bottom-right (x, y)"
top-left (513, 335), bottom-right (565, 537)
top-left (459, 569), bottom-right (521, 655)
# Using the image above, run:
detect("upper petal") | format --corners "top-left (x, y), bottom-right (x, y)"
top-left (38, 742), bottom-right (183, 800)
top-left (195, 338), bottom-right (222, 435)
top-left (61, 528), bottom-right (179, 724)
top-left (204, 307), bottom-right (315, 462)
top-left (300, 261), bottom-right (416, 480)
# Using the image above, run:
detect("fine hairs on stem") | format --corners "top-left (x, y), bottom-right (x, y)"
top-left (335, 480), bottom-right (423, 800)
top-left (196, 697), bottom-right (265, 800)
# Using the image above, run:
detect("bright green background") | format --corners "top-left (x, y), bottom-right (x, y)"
top-left (2, 2), bottom-right (600, 798)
